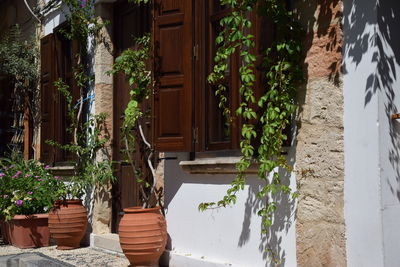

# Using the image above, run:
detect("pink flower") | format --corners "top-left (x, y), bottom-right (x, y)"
top-left (12, 171), bottom-right (22, 178)
top-left (44, 165), bottom-right (50, 169)
top-left (0, 173), bottom-right (4, 177)
top-left (3, 195), bottom-right (8, 199)
top-left (25, 174), bottom-right (31, 177)
top-left (14, 200), bottom-right (23, 206)
top-left (37, 178), bottom-right (43, 181)
top-left (27, 191), bottom-right (33, 195)
top-left (54, 176), bottom-right (60, 180)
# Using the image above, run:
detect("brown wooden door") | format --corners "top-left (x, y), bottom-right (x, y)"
top-left (112, 0), bottom-right (151, 233)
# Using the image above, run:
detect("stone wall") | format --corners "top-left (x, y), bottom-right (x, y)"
top-left (91, 3), bottom-right (114, 235)
top-left (295, 0), bottom-right (346, 266)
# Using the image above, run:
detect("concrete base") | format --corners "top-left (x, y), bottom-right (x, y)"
top-left (90, 233), bottom-right (123, 254)
top-left (160, 250), bottom-right (239, 267)
top-left (0, 253), bottom-right (72, 267)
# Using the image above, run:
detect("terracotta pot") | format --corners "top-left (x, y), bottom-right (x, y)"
top-left (119, 206), bottom-right (167, 266)
top-left (48, 199), bottom-right (87, 250)
top-left (3, 214), bottom-right (50, 248)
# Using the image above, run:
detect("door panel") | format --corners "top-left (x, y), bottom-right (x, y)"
top-left (112, 0), bottom-right (151, 233)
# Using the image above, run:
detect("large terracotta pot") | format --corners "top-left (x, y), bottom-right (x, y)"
top-left (119, 206), bottom-right (167, 266)
top-left (3, 214), bottom-right (50, 248)
top-left (48, 199), bottom-right (87, 250)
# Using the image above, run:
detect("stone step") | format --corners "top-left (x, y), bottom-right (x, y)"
top-left (90, 233), bottom-right (123, 254)
top-left (0, 253), bottom-right (73, 267)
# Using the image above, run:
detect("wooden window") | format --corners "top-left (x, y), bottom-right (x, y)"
top-left (153, 2), bottom-right (275, 153)
top-left (40, 28), bottom-right (78, 164)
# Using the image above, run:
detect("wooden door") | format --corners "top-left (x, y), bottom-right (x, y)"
top-left (112, 0), bottom-right (151, 233)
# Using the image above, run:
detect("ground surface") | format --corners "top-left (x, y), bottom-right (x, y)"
top-left (0, 241), bottom-right (130, 267)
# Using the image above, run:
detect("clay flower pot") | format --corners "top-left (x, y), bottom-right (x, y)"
top-left (48, 199), bottom-right (87, 250)
top-left (119, 206), bottom-right (167, 266)
top-left (2, 214), bottom-right (50, 248)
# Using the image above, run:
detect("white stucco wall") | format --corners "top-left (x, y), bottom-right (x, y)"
top-left (344, 1), bottom-right (400, 266)
top-left (163, 152), bottom-right (297, 267)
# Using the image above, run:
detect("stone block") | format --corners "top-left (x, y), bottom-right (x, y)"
top-left (296, 178), bottom-right (345, 224)
top-left (298, 77), bottom-right (344, 127)
top-left (91, 233), bottom-right (123, 254)
top-left (94, 64), bottom-right (113, 85)
top-left (303, 24), bottom-right (343, 80)
top-left (296, 222), bottom-right (346, 267)
top-left (296, 124), bottom-right (344, 179)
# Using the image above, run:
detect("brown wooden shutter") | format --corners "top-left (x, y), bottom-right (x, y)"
top-left (40, 34), bottom-right (56, 163)
top-left (153, 0), bottom-right (193, 151)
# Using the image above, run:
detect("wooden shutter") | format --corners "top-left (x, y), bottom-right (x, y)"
top-left (153, 0), bottom-right (193, 151)
top-left (40, 34), bottom-right (56, 163)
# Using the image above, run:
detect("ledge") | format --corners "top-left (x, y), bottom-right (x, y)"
top-left (48, 165), bottom-right (75, 178)
top-left (179, 157), bottom-right (258, 174)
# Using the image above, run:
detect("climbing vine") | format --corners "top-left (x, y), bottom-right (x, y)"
top-left (57, 0), bottom-right (303, 233)
top-left (199, 0), bottom-right (303, 233)
top-left (108, 34), bottom-right (157, 208)
top-left (44, 0), bottom-right (115, 197)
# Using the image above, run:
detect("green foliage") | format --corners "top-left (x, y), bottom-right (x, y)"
top-left (0, 25), bottom-right (38, 97)
top-left (62, 0), bottom-right (106, 56)
top-left (109, 34), bottom-right (155, 208)
top-left (200, 0), bottom-right (303, 234)
top-left (44, 0), bottom-right (115, 199)
top-left (0, 151), bottom-right (64, 221)
top-left (47, 81), bottom-right (115, 199)
top-left (108, 34), bottom-right (151, 159)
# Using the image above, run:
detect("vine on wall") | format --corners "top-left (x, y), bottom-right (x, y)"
top-left (199, 0), bottom-right (303, 233)
top-left (124, 0), bottom-right (303, 233)
top-left (54, 0), bottom-right (303, 237)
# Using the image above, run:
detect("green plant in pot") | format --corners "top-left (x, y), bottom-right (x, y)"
top-left (0, 151), bottom-right (64, 248)
top-left (46, 82), bottom-right (115, 250)
top-left (42, 0), bottom-right (115, 250)
top-left (109, 33), bottom-right (167, 266)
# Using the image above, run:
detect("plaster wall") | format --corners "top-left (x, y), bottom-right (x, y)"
top-left (375, 1), bottom-right (400, 266)
top-left (163, 152), bottom-right (297, 267)
top-left (343, 0), bottom-right (400, 266)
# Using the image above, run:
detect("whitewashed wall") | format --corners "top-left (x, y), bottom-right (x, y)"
top-left (344, 1), bottom-right (400, 266)
top-left (163, 152), bottom-right (297, 267)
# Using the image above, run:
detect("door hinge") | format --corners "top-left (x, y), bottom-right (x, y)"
top-left (193, 44), bottom-right (199, 60)
top-left (193, 127), bottom-right (199, 144)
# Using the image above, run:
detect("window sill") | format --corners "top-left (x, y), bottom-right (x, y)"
top-left (179, 157), bottom-right (258, 174)
top-left (48, 165), bottom-right (75, 177)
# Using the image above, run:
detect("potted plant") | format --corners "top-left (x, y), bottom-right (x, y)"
top-left (46, 100), bottom-right (115, 250)
top-left (110, 33), bottom-right (167, 266)
top-left (0, 151), bottom-right (64, 248)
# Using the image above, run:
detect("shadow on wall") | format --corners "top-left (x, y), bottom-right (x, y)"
top-left (296, 0), bottom-right (343, 123)
top-left (343, 0), bottom-right (400, 202)
top-left (236, 148), bottom-right (296, 267)
top-left (163, 150), bottom-right (296, 267)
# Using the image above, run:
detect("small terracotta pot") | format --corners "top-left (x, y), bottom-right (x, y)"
top-left (48, 199), bottom-right (87, 250)
top-left (4, 214), bottom-right (50, 248)
top-left (119, 206), bottom-right (167, 266)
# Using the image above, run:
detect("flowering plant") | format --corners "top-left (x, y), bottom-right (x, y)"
top-left (0, 152), bottom-right (65, 221)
